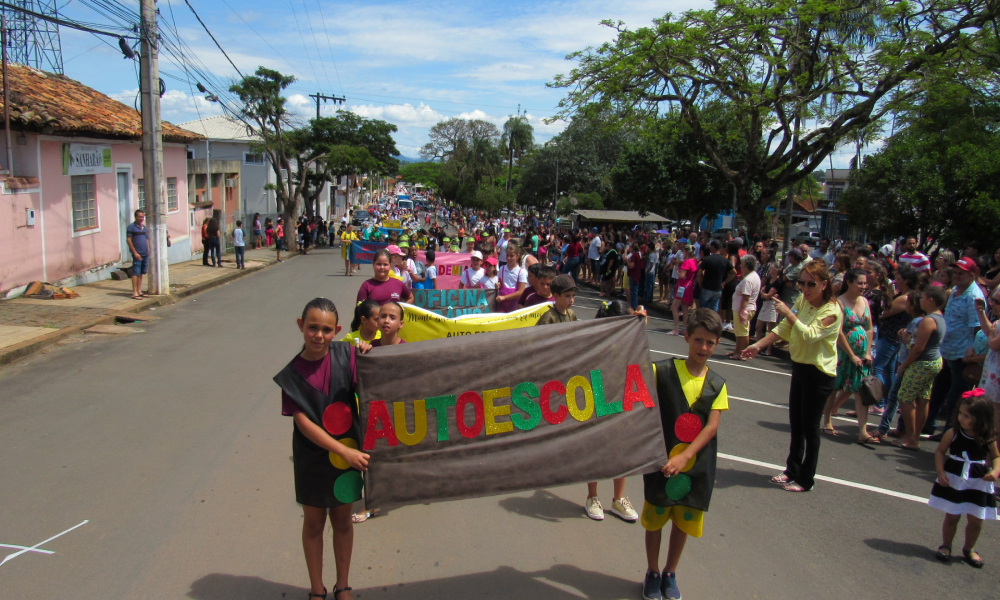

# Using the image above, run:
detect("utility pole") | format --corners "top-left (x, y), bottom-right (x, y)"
top-left (506, 104), bottom-right (519, 191)
top-left (308, 92), bottom-right (345, 119)
top-left (139, 0), bottom-right (167, 294)
top-left (2, 15), bottom-right (14, 175)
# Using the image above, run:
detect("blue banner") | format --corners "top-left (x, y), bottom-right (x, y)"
top-left (410, 289), bottom-right (495, 317)
top-left (349, 240), bottom-right (388, 264)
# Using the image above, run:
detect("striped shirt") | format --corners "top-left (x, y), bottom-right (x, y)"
top-left (898, 251), bottom-right (931, 272)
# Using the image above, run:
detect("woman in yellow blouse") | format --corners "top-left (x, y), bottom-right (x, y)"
top-left (743, 260), bottom-right (842, 492)
top-left (341, 225), bottom-right (359, 276)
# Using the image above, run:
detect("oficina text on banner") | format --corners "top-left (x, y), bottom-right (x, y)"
top-left (410, 289), bottom-right (496, 317)
top-left (355, 316), bottom-right (667, 509)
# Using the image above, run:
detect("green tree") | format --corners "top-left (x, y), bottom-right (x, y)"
top-left (419, 118), bottom-right (500, 161)
top-left (557, 191), bottom-right (604, 216)
top-left (839, 88), bottom-right (1000, 249)
top-left (399, 161), bottom-right (442, 189)
top-left (552, 0), bottom-right (1000, 235)
top-left (501, 115), bottom-right (534, 190)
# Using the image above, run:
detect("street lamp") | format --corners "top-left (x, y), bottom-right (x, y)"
top-left (698, 160), bottom-right (738, 234)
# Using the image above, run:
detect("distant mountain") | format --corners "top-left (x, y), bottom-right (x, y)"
top-left (395, 155), bottom-right (427, 165)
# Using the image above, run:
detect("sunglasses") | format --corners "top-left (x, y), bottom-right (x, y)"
top-left (796, 280), bottom-right (820, 288)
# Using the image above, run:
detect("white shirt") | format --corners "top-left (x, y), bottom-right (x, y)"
top-left (460, 267), bottom-right (485, 288)
top-left (498, 238), bottom-right (509, 263)
top-left (499, 264), bottom-right (528, 290)
top-left (645, 250), bottom-right (659, 274)
top-left (425, 265), bottom-right (438, 285)
top-left (588, 236), bottom-right (602, 260)
top-left (671, 251), bottom-right (685, 278)
top-left (482, 275), bottom-right (498, 290)
top-left (733, 271), bottom-right (761, 316)
top-left (233, 228), bottom-right (245, 247)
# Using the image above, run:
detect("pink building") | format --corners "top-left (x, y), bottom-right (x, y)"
top-left (0, 63), bottom-right (204, 297)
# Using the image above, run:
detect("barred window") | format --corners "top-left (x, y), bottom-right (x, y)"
top-left (71, 175), bottom-right (97, 231)
top-left (167, 177), bottom-right (178, 211)
top-left (138, 179), bottom-right (145, 211)
top-left (244, 152), bottom-right (264, 165)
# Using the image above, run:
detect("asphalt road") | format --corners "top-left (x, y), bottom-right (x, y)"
top-left (1, 246), bottom-right (997, 600)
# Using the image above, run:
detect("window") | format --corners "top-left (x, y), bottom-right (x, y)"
top-left (828, 186), bottom-right (844, 204)
top-left (244, 152), bottom-right (264, 165)
top-left (137, 179), bottom-right (145, 211)
top-left (186, 148), bottom-right (194, 159)
top-left (167, 177), bottom-right (178, 211)
top-left (71, 175), bottom-right (97, 231)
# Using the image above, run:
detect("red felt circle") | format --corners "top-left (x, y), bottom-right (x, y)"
top-left (674, 413), bottom-right (703, 443)
top-left (323, 402), bottom-right (353, 436)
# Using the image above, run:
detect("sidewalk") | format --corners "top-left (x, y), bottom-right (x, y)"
top-left (0, 247), bottom-right (288, 366)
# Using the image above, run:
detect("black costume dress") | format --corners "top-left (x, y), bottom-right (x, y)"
top-left (274, 343), bottom-right (364, 508)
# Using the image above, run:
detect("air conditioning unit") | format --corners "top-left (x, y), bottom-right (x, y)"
top-left (225, 178), bottom-right (237, 187)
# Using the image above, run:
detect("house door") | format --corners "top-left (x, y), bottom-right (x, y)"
top-left (117, 171), bottom-right (132, 262)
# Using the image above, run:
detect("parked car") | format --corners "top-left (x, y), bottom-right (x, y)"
top-left (352, 209), bottom-right (371, 226)
top-left (791, 230), bottom-right (822, 245)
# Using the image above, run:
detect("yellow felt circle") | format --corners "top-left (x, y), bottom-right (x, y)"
top-left (328, 438), bottom-right (359, 470)
top-left (669, 443), bottom-right (696, 473)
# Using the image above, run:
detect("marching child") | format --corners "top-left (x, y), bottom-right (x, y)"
top-left (497, 243), bottom-right (528, 312)
top-left (372, 301), bottom-right (406, 346)
top-left (929, 390), bottom-right (998, 567)
top-left (342, 299), bottom-right (381, 345)
top-left (642, 308), bottom-right (728, 600)
top-left (583, 299), bottom-right (649, 521)
top-left (535, 274), bottom-right (578, 325)
top-left (482, 256), bottom-right (499, 289)
top-left (523, 265), bottom-right (558, 307)
top-left (423, 251), bottom-right (438, 290)
top-left (273, 298), bottom-right (370, 600)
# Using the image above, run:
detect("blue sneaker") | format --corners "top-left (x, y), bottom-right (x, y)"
top-left (662, 571), bottom-right (681, 600)
top-left (642, 571), bottom-right (662, 600)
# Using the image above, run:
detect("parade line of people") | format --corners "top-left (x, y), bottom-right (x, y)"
top-left (272, 202), bottom-right (998, 600)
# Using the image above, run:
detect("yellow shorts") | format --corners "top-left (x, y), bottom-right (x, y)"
top-left (734, 310), bottom-right (755, 338)
top-left (640, 501), bottom-right (704, 537)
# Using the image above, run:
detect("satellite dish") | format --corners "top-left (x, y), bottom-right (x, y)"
top-left (570, 196), bottom-right (579, 206)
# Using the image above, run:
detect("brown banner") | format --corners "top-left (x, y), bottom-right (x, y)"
top-left (355, 315), bottom-right (666, 510)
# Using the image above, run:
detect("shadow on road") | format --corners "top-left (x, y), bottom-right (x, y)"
top-left (497, 490), bottom-right (586, 523)
top-left (188, 564), bottom-right (637, 600)
top-left (714, 467), bottom-right (777, 489)
top-left (863, 538), bottom-right (945, 564)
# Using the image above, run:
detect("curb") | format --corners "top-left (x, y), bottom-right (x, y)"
top-left (0, 256), bottom-right (289, 367)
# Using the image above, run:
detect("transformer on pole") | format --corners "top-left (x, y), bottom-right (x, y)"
top-left (0, 0), bottom-right (63, 74)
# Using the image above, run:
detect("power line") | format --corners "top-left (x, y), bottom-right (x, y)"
top-left (182, 0), bottom-right (243, 78)
top-left (298, 0), bottom-right (333, 92)
top-left (0, 0), bottom-right (136, 38)
top-left (313, 0), bottom-right (342, 93)
top-left (286, 0), bottom-right (319, 85)
top-left (218, 0), bottom-right (298, 75)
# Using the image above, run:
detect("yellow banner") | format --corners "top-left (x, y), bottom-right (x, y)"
top-left (400, 303), bottom-right (551, 342)
top-left (385, 219), bottom-right (402, 229)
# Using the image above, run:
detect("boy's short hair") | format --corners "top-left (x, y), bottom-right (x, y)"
top-left (686, 308), bottom-right (723, 339)
top-left (528, 262), bottom-right (543, 276)
top-left (537, 266), bottom-right (558, 281)
top-left (236, 220), bottom-right (243, 226)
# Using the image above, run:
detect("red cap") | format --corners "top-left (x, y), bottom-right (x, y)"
top-left (952, 256), bottom-right (980, 274)
top-left (485, 256), bottom-right (498, 266)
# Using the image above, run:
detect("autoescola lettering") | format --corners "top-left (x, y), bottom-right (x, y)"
top-left (363, 364), bottom-right (653, 450)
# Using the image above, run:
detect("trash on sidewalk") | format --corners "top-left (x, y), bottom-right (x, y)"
top-left (23, 281), bottom-right (80, 300)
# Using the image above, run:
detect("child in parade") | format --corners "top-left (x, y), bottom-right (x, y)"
top-left (460, 251), bottom-right (486, 289)
top-left (497, 243), bottom-right (529, 312)
top-left (423, 251), bottom-right (438, 290)
top-left (372, 301), bottom-right (406, 346)
top-left (535, 274), bottom-right (578, 325)
top-left (929, 391), bottom-right (998, 567)
top-left (518, 263), bottom-right (542, 308)
top-left (273, 298), bottom-right (370, 600)
top-left (523, 265), bottom-right (558, 307)
top-left (643, 309), bottom-right (728, 600)
top-left (342, 300), bottom-right (381, 345)
top-left (482, 256), bottom-right (499, 289)
top-left (583, 299), bottom-right (649, 522)
top-left (356, 249), bottom-right (412, 306)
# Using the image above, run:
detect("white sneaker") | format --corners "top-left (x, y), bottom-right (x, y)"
top-left (585, 496), bottom-right (604, 520)
top-left (723, 322), bottom-right (734, 331)
top-left (608, 496), bottom-right (639, 521)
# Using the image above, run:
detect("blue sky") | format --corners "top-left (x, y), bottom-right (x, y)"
top-left (52, 0), bottom-right (858, 165)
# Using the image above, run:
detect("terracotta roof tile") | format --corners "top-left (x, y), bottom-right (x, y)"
top-left (0, 63), bottom-right (204, 143)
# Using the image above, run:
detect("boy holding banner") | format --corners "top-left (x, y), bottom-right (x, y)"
top-left (642, 309), bottom-right (728, 600)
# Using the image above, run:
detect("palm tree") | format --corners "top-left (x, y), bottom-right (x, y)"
top-left (501, 115), bottom-right (534, 190)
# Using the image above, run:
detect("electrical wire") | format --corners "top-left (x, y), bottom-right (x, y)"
top-left (313, 0), bottom-right (343, 93)
top-left (286, 0), bottom-right (320, 86)
top-left (299, 0), bottom-right (333, 92)
top-left (182, 0), bottom-right (243, 78)
top-left (218, 0), bottom-right (298, 75)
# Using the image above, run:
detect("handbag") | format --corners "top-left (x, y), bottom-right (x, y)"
top-left (963, 362), bottom-right (984, 384)
top-left (859, 375), bottom-right (883, 407)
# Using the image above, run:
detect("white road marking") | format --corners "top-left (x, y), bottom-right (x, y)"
top-left (649, 349), bottom-right (791, 376)
top-left (730, 395), bottom-right (858, 424)
top-left (0, 544), bottom-right (54, 555)
top-left (0, 520), bottom-right (88, 567)
top-left (718, 453), bottom-right (926, 503)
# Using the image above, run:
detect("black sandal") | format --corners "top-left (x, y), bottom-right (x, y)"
top-left (332, 587), bottom-right (352, 598)
top-left (308, 588), bottom-right (327, 599)
top-left (963, 548), bottom-right (984, 568)
top-left (935, 545), bottom-right (951, 562)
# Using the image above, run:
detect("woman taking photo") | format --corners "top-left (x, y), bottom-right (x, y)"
top-left (743, 261), bottom-right (842, 492)
top-left (821, 268), bottom-right (876, 442)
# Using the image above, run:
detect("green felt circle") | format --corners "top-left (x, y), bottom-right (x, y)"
top-left (664, 474), bottom-right (692, 501)
top-left (655, 506), bottom-right (666, 515)
top-left (333, 471), bottom-right (363, 504)
top-left (683, 510), bottom-right (694, 522)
